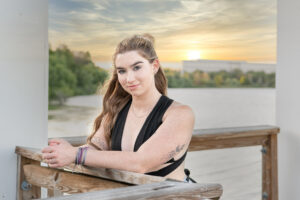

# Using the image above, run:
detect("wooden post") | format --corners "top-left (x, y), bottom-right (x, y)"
top-left (262, 134), bottom-right (278, 200)
top-left (47, 189), bottom-right (62, 198)
top-left (16, 156), bottom-right (41, 200)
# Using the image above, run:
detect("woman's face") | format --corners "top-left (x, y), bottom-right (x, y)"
top-left (115, 50), bottom-right (159, 97)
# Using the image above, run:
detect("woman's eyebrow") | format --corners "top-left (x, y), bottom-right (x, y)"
top-left (130, 61), bottom-right (143, 67)
top-left (116, 61), bottom-right (143, 69)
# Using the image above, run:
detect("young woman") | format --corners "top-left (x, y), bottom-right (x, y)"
top-left (42, 34), bottom-right (195, 182)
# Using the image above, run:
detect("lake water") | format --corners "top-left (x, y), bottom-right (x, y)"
top-left (48, 88), bottom-right (276, 200)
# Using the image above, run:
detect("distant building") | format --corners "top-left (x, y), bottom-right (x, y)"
top-left (182, 59), bottom-right (276, 73)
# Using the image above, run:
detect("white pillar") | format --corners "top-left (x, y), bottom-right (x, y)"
top-left (277, 0), bottom-right (300, 199)
top-left (0, 0), bottom-right (48, 199)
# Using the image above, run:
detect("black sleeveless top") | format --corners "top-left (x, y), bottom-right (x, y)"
top-left (110, 95), bottom-right (187, 177)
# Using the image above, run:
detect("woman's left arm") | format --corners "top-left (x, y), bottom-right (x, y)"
top-left (42, 105), bottom-right (195, 173)
top-left (135, 104), bottom-right (195, 173)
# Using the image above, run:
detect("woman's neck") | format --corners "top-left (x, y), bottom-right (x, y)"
top-left (131, 89), bottom-right (162, 112)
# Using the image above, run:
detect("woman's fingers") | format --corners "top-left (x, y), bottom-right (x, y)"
top-left (49, 142), bottom-right (58, 146)
top-left (42, 138), bottom-right (73, 168)
top-left (48, 163), bottom-right (59, 168)
top-left (48, 138), bottom-right (62, 145)
top-left (42, 146), bottom-right (53, 153)
top-left (44, 158), bottom-right (55, 163)
top-left (42, 152), bottom-right (54, 160)
top-left (47, 159), bottom-right (59, 168)
top-left (43, 156), bottom-right (60, 168)
top-left (49, 158), bottom-right (57, 164)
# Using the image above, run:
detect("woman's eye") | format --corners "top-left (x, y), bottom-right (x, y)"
top-left (118, 69), bottom-right (126, 74)
top-left (133, 66), bottom-right (141, 71)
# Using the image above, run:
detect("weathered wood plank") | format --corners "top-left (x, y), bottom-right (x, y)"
top-left (15, 146), bottom-right (167, 185)
top-left (192, 125), bottom-right (279, 139)
top-left (262, 134), bottom-right (278, 200)
top-left (42, 181), bottom-right (223, 200)
top-left (16, 156), bottom-right (41, 200)
top-left (189, 135), bottom-right (268, 151)
top-left (15, 146), bottom-right (43, 162)
top-left (47, 189), bottom-right (62, 198)
top-left (270, 134), bottom-right (278, 200)
top-left (64, 164), bottom-right (167, 185)
top-left (24, 164), bottom-right (128, 194)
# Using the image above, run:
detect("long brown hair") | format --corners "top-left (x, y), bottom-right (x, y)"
top-left (87, 34), bottom-right (168, 149)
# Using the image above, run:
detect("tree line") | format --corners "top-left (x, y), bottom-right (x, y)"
top-left (164, 68), bottom-right (275, 88)
top-left (49, 45), bottom-right (275, 105)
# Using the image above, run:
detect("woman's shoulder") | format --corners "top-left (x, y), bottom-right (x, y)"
top-left (163, 100), bottom-right (195, 122)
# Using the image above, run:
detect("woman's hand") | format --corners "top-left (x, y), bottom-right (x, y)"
top-left (42, 139), bottom-right (78, 168)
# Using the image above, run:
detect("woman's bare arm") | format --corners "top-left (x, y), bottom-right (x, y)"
top-left (79, 104), bottom-right (194, 173)
top-left (42, 104), bottom-right (194, 173)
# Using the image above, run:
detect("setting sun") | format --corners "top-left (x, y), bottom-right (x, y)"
top-left (187, 50), bottom-right (202, 60)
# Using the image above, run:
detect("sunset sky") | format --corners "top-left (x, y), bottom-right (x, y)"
top-left (49, 0), bottom-right (276, 65)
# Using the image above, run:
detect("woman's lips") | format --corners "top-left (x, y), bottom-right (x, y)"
top-left (128, 84), bottom-right (139, 89)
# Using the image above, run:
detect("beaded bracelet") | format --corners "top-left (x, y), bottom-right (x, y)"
top-left (75, 147), bottom-right (89, 165)
top-left (82, 147), bottom-right (88, 165)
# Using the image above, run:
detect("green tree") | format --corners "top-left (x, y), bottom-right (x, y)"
top-left (214, 74), bottom-right (224, 86)
top-left (49, 45), bottom-right (108, 105)
top-left (49, 62), bottom-right (76, 105)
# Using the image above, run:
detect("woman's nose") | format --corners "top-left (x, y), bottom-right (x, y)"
top-left (126, 71), bottom-right (135, 83)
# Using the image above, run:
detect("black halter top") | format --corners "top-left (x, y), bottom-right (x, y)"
top-left (110, 95), bottom-right (187, 177)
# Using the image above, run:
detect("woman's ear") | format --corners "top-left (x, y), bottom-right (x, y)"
top-left (152, 59), bottom-right (160, 74)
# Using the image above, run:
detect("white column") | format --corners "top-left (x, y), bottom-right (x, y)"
top-left (0, 0), bottom-right (48, 199)
top-left (277, 0), bottom-right (300, 199)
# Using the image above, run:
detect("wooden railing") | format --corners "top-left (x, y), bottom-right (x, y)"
top-left (190, 125), bottom-right (279, 200)
top-left (15, 125), bottom-right (279, 200)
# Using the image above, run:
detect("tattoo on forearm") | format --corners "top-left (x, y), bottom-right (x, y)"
top-left (167, 144), bottom-right (185, 160)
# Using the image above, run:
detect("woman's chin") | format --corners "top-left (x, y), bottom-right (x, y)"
top-left (130, 91), bottom-right (141, 97)
top-left (128, 89), bottom-right (143, 97)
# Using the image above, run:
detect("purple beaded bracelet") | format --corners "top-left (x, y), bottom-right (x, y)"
top-left (75, 147), bottom-right (89, 165)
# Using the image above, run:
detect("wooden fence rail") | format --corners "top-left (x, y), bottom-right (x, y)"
top-left (43, 180), bottom-right (222, 200)
top-left (15, 147), bottom-right (222, 200)
top-left (15, 125), bottom-right (279, 200)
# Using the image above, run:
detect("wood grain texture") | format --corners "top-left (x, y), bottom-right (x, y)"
top-left (47, 189), bottom-right (62, 198)
top-left (15, 146), bottom-right (43, 162)
top-left (63, 164), bottom-right (167, 185)
top-left (16, 156), bottom-right (41, 200)
top-left (262, 134), bottom-right (278, 200)
top-left (42, 181), bottom-right (223, 200)
top-left (192, 125), bottom-right (279, 139)
top-left (189, 135), bottom-right (268, 151)
top-left (23, 164), bottom-right (128, 194)
top-left (15, 146), bottom-right (167, 185)
top-left (270, 134), bottom-right (278, 200)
